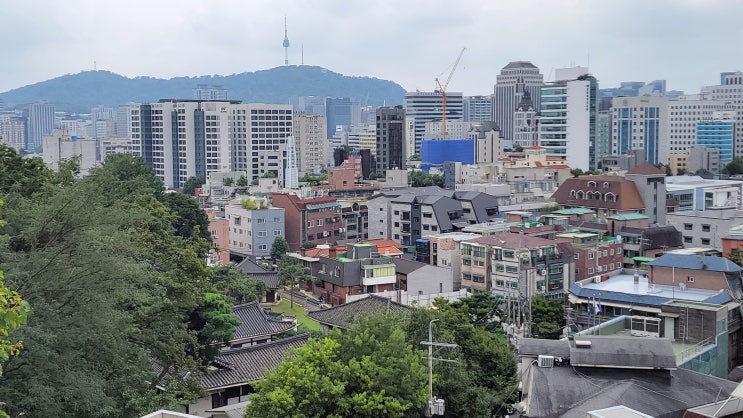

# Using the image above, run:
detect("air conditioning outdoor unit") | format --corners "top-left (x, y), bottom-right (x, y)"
top-left (540, 269), bottom-right (547, 275)
top-left (537, 355), bottom-right (554, 368)
top-left (594, 276), bottom-right (602, 283)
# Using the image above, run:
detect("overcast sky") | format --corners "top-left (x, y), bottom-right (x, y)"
top-left (2, 0), bottom-right (742, 96)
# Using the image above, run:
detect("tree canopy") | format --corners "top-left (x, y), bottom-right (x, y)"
top-left (181, 175), bottom-right (205, 196)
top-left (270, 236), bottom-right (289, 261)
top-left (0, 146), bottom-right (238, 417)
top-left (409, 171), bottom-right (444, 188)
top-left (723, 158), bottom-right (743, 175)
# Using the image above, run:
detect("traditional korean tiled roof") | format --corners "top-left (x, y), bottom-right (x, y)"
top-left (307, 295), bottom-right (410, 329)
top-left (201, 334), bottom-right (309, 390)
top-left (231, 301), bottom-right (295, 342)
top-left (235, 258), bottom-right (281, 288)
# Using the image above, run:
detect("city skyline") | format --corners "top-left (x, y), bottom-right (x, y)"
top-left (2, 0), bottom-right (742, 96)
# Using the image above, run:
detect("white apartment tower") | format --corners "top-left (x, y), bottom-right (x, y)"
top-left (292, 112), bottom-right (328, 176)
top-left (493, 61), bottom-right (544, 146)
top-left (667, 94), bottom-right (734, 163)
top-left (538, 67), bottom-right (598, 171)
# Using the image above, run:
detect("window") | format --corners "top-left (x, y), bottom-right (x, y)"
top-left (495, 264), bottom-right (505, 272)
top-left (503, 250), bottom-right (515, 258)
top-left (257, 231), bottom-right (267, 237)
top-left (474, 260), bottom-right (485, 267)
top-left (687, 276), bottom-right (695, 282)
top-left (317, 219), bottom-right (324, 226)
top-left (603, 182), bottom-right (609, 189)
top-left (574, 253), bottom-right (580, 260)
top-left (683, 236), bottom-right (693, 243)
top-left (472, 274), bottom-right (485, 283)
top-left (463, 258), bottom-right (472, 265)
top-left (274, 230), bottom-right (282, 236)
top-left (273, 217), bottom-right (281, 222)
top-left (701, 238), bottom-right (711, 245)
top-left (462, 273), bottom-right (472, 281)
top-left (258, 244), bottom-right (267, 250)
top-left (702, 224), bottom-right (711, 232)
top-left (423, 212), bottom-right (432, 218)
top-left (307, 220), bottom-right (315, 227)
top-left (684, 223), bottom-right (693, 231)
top-left (257, 218), bottom-right (265, 224)
top-left (506, 266), bottom-right (518, 273)
top-left (588, 252), bottom-right (594, 259)
top-left (603, 250), bottom-right (608, 257)
top-left (610, 249), bottom-right (614, 255)
top-left (588, 267), bottom-right (594, 274)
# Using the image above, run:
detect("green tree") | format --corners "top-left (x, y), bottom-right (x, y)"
top-left (223, 177), bottom-right (234, 187)
top-left (723, 157), bottom-right (743, 175)
top-left (246, 316), bottom-right (428, 418)
top-left (188, 293), bottom-right (239, 363)
top-left (209, 265), bottom-right (267, 304)
top-left (530, 294), bottom-right (565, 339)
top-left (181, 175), bottom-right (206, 196)
top-left (277, 256), bottom-right (311, 309)
top-left (570, 168), bottom-right (584, 178)
top-left (409, 171), bottom-right (437, 187)
top-left (237, 175), bottom-right (249, 187)
top-left (270, 236), bottom-right (289, 261)
top-left (409, 154), bottom-right (421, 161)
top-left (0, 144), bottom-right (53, 198)
top-left (728, 249), bottom-right (743, 268)
top-left (161, 192), bottom-right (212, 243)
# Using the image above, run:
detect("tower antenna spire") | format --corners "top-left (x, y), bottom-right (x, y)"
top-left (282, 16), bottom-right (290, 66)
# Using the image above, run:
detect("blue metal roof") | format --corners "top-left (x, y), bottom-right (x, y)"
top-left (647, 254), bottom-right (742, 273)
top-left (569, 283), bottom-right (733, 307)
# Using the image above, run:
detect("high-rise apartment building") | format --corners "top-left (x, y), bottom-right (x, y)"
top-left (26, 102), bottom-right (56, 151)
top-left (464, 95), bottom-right (493, 122)
top-left (611, 96), bottom-right (668, 165)
top-left (0, 114), bottom-right (26, 151)
top-left (403, 91), bottom-right (463, 154)
top-left (375, 106), bottom-right (406, 174)
top-left (703, 72), bottom-right (743, 157)
top-left (538, 68), bottom-right (598, 171)
top-left (493, 61), bottom-right (544, 146)
top-left (292, 112), bottom-right (328, 176)
top-left (595, 111), bottom-right (611, 168)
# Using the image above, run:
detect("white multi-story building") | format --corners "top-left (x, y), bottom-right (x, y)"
top-left (538, 67), bottom-right (598, 171)
top-left (292, 112), bottom-right (328, 176)
top-left (702, 72), bottom-right (743, 157)
top-left (404, 91), bottom-right (463, 153)
top-left (423, 120), bottom-right (472, 140)
top-left (42, 129), bottom-right (99, 176)
top-left (610, 96), bottom-right (668, 165)
top-left (667, 93), bottom-right (734, 160)
top-left (0, 113), bottom-right (26, 151)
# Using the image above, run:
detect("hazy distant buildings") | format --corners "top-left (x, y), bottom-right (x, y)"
top-left (26, 101), bottom-right (56, 151)
top-left (611, 95), bottom-right (668, 164)
top-left (404, 91), bottom-right (463, 154)
top-left (293, 112), bottom-right (328, 176)
top-left (0, 114), bottom-right (26, 151)
top-left (493, 61), bottom-right (544, 146)
top-left (375, 106), bottom-right (406, 174)
top-left (325, 97), bottom-right (352, 139)
top-left (512, 91), bottom-right (538, 148)
top-left (464, 95), bottom-right (493, 122)
top-left (667, 94), bottom-right (734, 159)
top-left (697, 111), bottom-right (735, 163)
top-left (42, 129), bottom-right (98, 176)
top-left (538, 67), bottom-right (598, 171)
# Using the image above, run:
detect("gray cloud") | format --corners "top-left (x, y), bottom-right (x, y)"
top-left (1, 0), bottom-right (741, 96)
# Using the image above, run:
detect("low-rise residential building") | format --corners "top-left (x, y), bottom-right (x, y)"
top-left (391, 258), bottom-right (454, 295)
top-left (414, 232), bottom-right (480, 290)
top-left (205, 208), bottom-right (230, 266)
top-left (339, 201), bottom-right (368, 241)
top-left (367, 187), bottom-right (499, 246)
top-left (666, 175), bottom-right (743, 212)
top-left (225, 197), bottom-right (285, 258)
top-left (312, 243), bottom-right (397, 305)
top-left (271, 192), bottom-right (342, 251)
top-left (555, 232), bottom-right (623, 281)
top-left (460, 233), bottom-right (570, 297)
top-left (668, 206), bottom-right (743, 250)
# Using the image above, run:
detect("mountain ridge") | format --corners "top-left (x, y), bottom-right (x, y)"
top-left (0, 66), bottom-right (406, 112)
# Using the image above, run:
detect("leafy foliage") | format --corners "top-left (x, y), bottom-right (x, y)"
top-left (0, 151), bottom-right (235, 417)
top-left (723, 157), bottom-right (743, 175)
top-left (270, 236), bottom-right (289, 261)
top-left (181, 175), bottom-right (206, 196)
top-left (160, 192), bottom-right (212, 244)
top-left (237, 175), bottom-right (248, 187)
top-left (188, 293), bottom-right (239, 363)
top-left (409, 171), bottom-right (444, 188)
top-left (208, 265), bottom-right (267, 304)
top-left (246, 316), bottom-right (428, 418)
top-left (530, 294), bottom-right (565, 339)
top-left (299, 173), bottom-right (328, 186)
top-left (277, 256), bottom-right (312, 309)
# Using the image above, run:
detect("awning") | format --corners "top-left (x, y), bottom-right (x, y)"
top-left (633, 256), bottom-right (656, 262)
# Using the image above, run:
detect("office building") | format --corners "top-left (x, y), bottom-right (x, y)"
top-left (697, 111), bottom-right (735, 163)
top-left (513, 91), bottom-right (539, 148)
top-left (493, 61), bottom-right (544, 145)
top-left (667, 94), bottom-right (734, 160)
top-left (26, 101), bottom-right (56, 151)
top-left (42, 129), bottom-right (99, 176)
top-left (538, 68), bottom-right (598, 171)
top-left (464, 95), bottom-right (493, 122)
top-left (325, 97), bottom-right (352, 139)
top-left (610, 96), bottom-right (668, 164)
top-left (375, 106), bottom-right (406, 174)
top-left (404, 91), bottom-right (464, 154)
top-left (292, 112), bottom-right (328, 176)
top-left (703, 72), bottom-right (743, 156)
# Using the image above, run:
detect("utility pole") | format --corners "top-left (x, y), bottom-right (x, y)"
top-left (421, 319), bottom-right (458, 417)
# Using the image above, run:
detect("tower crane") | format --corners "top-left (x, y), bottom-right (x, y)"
top-left (434, 47), bottom-right (466, 139)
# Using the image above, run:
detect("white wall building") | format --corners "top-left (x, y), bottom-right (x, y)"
top-left (42, 129), bottom-right (99, 176)
top-left (292, 112), bottom-right (328, 176)
top-left (667, 94), bottom-right (735, 159)
top-left (702, 72), bottom-right (743, 157)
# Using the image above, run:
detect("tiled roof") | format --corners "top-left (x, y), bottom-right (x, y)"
top-left (202, 334), bottom-right (309, 390)
top-left (231, 302), bottom-right (295, 342)
top-left (307, 295), bottom-right (410, 329)
top-left (363, 239), bottom-right (405, 250)
top-left (466, 232), bottom-right (557, 250)
top-left (552, 176), bottom-right (644, 211)
top-left (235, 258), bottom-right (282, 288)
top-left (648, 254), bottom-right (742, 273)
top-left (525, 364), bottom-right (736, 417)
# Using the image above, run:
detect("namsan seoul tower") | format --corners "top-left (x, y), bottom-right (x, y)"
top-left (282, 17), bottom-right (290, 66)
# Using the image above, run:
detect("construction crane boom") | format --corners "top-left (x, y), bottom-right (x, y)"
top-left (434, 47), bottom-right (466, 139)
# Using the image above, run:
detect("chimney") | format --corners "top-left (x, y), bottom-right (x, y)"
top-left (329, 246), bottom-right (338, 259)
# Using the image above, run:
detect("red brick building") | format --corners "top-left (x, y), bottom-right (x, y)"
top-left (271, 193), bottom-right (342, 251)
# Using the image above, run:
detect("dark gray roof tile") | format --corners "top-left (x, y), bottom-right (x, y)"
top-left (307, 295), bottom-right (410, 329)
top-left (231, 301), bottom-right (295, 342)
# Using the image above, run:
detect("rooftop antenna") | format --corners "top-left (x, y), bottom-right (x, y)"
top-left (301, 43), bottom-right (304, 65)
top-left (282, 16), bottom-right (290, 66)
